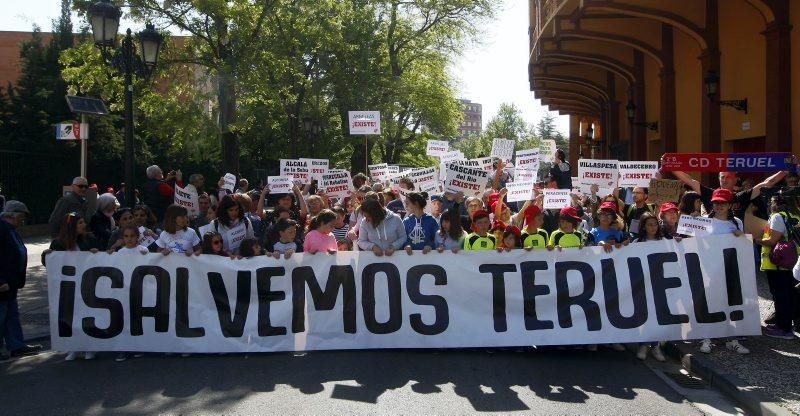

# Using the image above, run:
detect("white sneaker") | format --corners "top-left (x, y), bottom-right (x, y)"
top-left (725, 340), bottom-right (750, 354)
top-left (651, 345), bottom-right (666, 362)
top-left (699, 339), bottom-right (712, 353)
top-left (84, 351), bottom-right (96, 360)
top-left (115, 353), bottom-right (127, 362)
top-left (586, 344), bottom-right (598, 352)
top-left (611, 343), bottom-right (626, 352)
top-left (64, 352), bottom-right (77, 361)
top-left (636, 345), bottom-right (649, 360)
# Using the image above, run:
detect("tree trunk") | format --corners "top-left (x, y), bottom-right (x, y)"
top-left (218, 70), bottom-right (240, 174)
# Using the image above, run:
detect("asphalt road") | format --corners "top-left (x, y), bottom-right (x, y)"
top-left (1, 347), bottom-right (736, 415)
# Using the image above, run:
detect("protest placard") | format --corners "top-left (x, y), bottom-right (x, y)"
top-left (368, 163), bottom-right (389, 181)
top-left (439, 150), bottom-right (465, 164)
top-left (174, 184), bottom-right (199, 219)
top-left (677, 214), bottom-right (714, 237)
top-left (660, 152), bottom-right (795, 172)
top-left (539, 140), bottom-right (556, 162)
top-left (578, 159), bottom-right (619, 191)
top-left (321, 170), bottom-right (353, 199)
top-left (618, 161), bottom-right (659, 188)
top-left (387, 165), bottom-right (400, 175)
top-left (426, 140), bottom-right (449, 157)
top-left (406, 167), bottom-right (438, 190)
top-left (222, 173), bottom-right (236, 192)
top-left (348, 111), bottom-right (381, 135)
top-left (300, 158), bottom-right (329, 182)
top-left (515, 148), bottom-right (540, 172)
top-left (267, 176), bottom-right (293, 194)
top-left (445, 163), bottom-right (489, 197)
top-left (648, 178), bottom-right (684, 205)
top-left (506, 180), bottom-right (535, 203)
top-left (514, 168), bottom-right (536, 183)
top-left (543, 189), bottom-right (572, 209)
top-left (491, 138), bottom-right (515, 162)
top-left (280, 159), bottom-right (311, 183)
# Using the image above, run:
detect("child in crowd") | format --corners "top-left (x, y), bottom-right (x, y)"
top-left (337, 239), bottom-right (353, 251)
top-left (403, 192), bottom-right (438, 254)
top-left (499, 225), bottom-right (521, 252)
top-left (112, 225), bottom-right (149, 255)
top-left (548, 206), bottom-right (585, 251)
top-left (156, 204), bottom-right (201, 256)
top-left (201, 231), bottom-right (231, 257)
top-left (239, 238), bottom-right (264, 258)
top-left (132, 204), bottom-right (160, 248)
top-left (520, 204), bottom-right (549, 250)
top-left (106, 208), bottom-right (134, 251)
top-left (331, 205), bottom-right (350, 241)
top-left (436, 207), bottom-right (466, 253)
top-left (589, 201), bottom-right (628, 252)
top-left (631, 211), bottom-right (667, 362)
top-left (304, 210), bottom-right (338, 254)
top-left (658, 202), bottom-right (681, 239)
top-left (463, 210), bottom-right (496, 250)
top-left (201, 195), bottom-right (254, 255)
top-left (698, 188), bottom-right (749, 355)
top-left (271, 218), bottom-right (302, 259)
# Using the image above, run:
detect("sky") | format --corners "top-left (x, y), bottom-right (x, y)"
top-left (1, 0), bottom-right (569, 135)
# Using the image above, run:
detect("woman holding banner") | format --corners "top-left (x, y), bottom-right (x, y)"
top-left (356, 199), bottom-right (407, 255)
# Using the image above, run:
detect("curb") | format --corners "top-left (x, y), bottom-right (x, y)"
top-left (664, 341), bottom-right (794, 416)
top-left (24, 334), bottom-right (50, 344)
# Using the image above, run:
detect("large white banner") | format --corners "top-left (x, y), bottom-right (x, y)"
top-left (47, 235), bottom-right (760, 353)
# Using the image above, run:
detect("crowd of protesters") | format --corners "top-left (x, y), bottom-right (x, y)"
top-left (2, 154), bottom-right (800, 362)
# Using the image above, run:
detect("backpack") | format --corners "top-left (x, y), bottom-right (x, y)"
top-left (769, 213), bottom-right (800, 269)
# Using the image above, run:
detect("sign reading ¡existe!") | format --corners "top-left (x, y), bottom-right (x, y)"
top-left (348, 111), bottom-right (381, 135)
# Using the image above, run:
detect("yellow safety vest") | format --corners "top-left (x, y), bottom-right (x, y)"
top-left (549, 229), bottom-right (584, 248)
top-left (761, 211), bottom-right (800, 271)
top-left (522, 229), bottom-right (549, 249)
top-left (464, 233), bottom-right (496, 250)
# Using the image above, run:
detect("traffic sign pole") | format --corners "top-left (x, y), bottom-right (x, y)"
top-left (80, 113), bottom-right (88, 178)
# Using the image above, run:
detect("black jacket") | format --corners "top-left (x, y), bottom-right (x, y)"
top-left (0, 219), bottom-right (27, 301)
top-left (89, 211), bottom-right (113, 249)
top-left (48, 192), bottom-right (88, 238)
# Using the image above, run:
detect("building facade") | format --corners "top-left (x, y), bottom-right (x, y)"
top-left (458, 99), bottom-right (483, 140)
top-left (529, 0), bottom-right (799, 178)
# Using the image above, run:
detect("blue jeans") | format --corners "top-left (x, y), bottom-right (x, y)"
top-left (0, 296), bottom-right (26, 352)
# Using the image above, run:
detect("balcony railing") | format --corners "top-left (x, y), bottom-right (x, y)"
top-left (531, 0), bottom-right (567, 48)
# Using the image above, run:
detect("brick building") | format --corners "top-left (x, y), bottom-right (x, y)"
top-left (458, 99), bottom-right (483, 140)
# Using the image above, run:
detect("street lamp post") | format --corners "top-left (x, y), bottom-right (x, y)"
top-left (88, 0), bottom-right (163, 208)
top-left (303, 117), bottom-right (313, 158)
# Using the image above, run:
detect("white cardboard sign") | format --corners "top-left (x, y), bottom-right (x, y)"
top-left (540, 140), bottom-right (556, 162)
top-left (300, 158), bottom-right (329, 182)
top-left (368, 163), bottom-right (389, 181)
top-left (491, 138), bottom-right (515, 162)
top-left (174, 185), bottom-right (199, 219)
top-left (543, 189), bottom-right (572, 210)
top-left (280, 159), bottom-right (311, 184)
top-left (578, 159), bottom-right (619, 191)
top-left (426, 140), bottom-right (449, 156)
top-left (348, 111), bottom-right (381, 135)
top-left (677, 215), bottom-right (714, 237)
top-left (445, 164), bottom-right (489, 197)
top-left (222, 173), bottom-right (237, 192)
top-left (267, 176), bottom-right (293, 194)
top-left (515, 148), bottom-right (540, 172)
top-left (618, 161), bottom-right (659, 188)
top-left (506, 181), bottom-right (535, 203)
top-left (321, 171), bottom-right (353, 199)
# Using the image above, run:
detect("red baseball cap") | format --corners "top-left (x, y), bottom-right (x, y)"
top-left (659, 202), bottom-right (678, 214)
top-left (504, 225), bottom-right (521, 237)
top-left (491, 219), bottom-right (508, 232)
top-left (472, 209), bottom-right (490, 222)
top-left (711, 188), bottom-right (734, 203)
top-left (523, 204), bottom-right (542, 224)
top-left (559, 206), bottom-right (582, 222)
top-left (486, 192), bottom-right (500, 208)
top-left (598, 201), bottom-right (617, 212)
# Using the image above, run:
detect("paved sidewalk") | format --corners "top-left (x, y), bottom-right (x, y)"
top-left (671, 274), bottom-right (800, 415)
top-left (14, 236), bottom-right (800, 414)
top-left (19, 235), bottom-right (52, 343)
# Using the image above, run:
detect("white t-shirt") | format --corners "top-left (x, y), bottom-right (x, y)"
top-left (155, 229), bottom-right (201, 253)
top-left (117, 245), bottom-right (149, 254)
top-left (768, 213), bottom-right (788, 234)
top-left (708, 217), bottom-right (743, 235)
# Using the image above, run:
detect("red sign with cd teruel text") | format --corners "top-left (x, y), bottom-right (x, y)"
top-left (660, 153), bottom-right (795, 172)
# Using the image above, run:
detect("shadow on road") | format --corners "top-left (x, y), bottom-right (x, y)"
top-left (0, 348), bottom-right (688, 414)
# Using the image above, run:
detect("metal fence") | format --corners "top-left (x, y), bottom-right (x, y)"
top-left (0, 149), bottom-right (78, 224)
